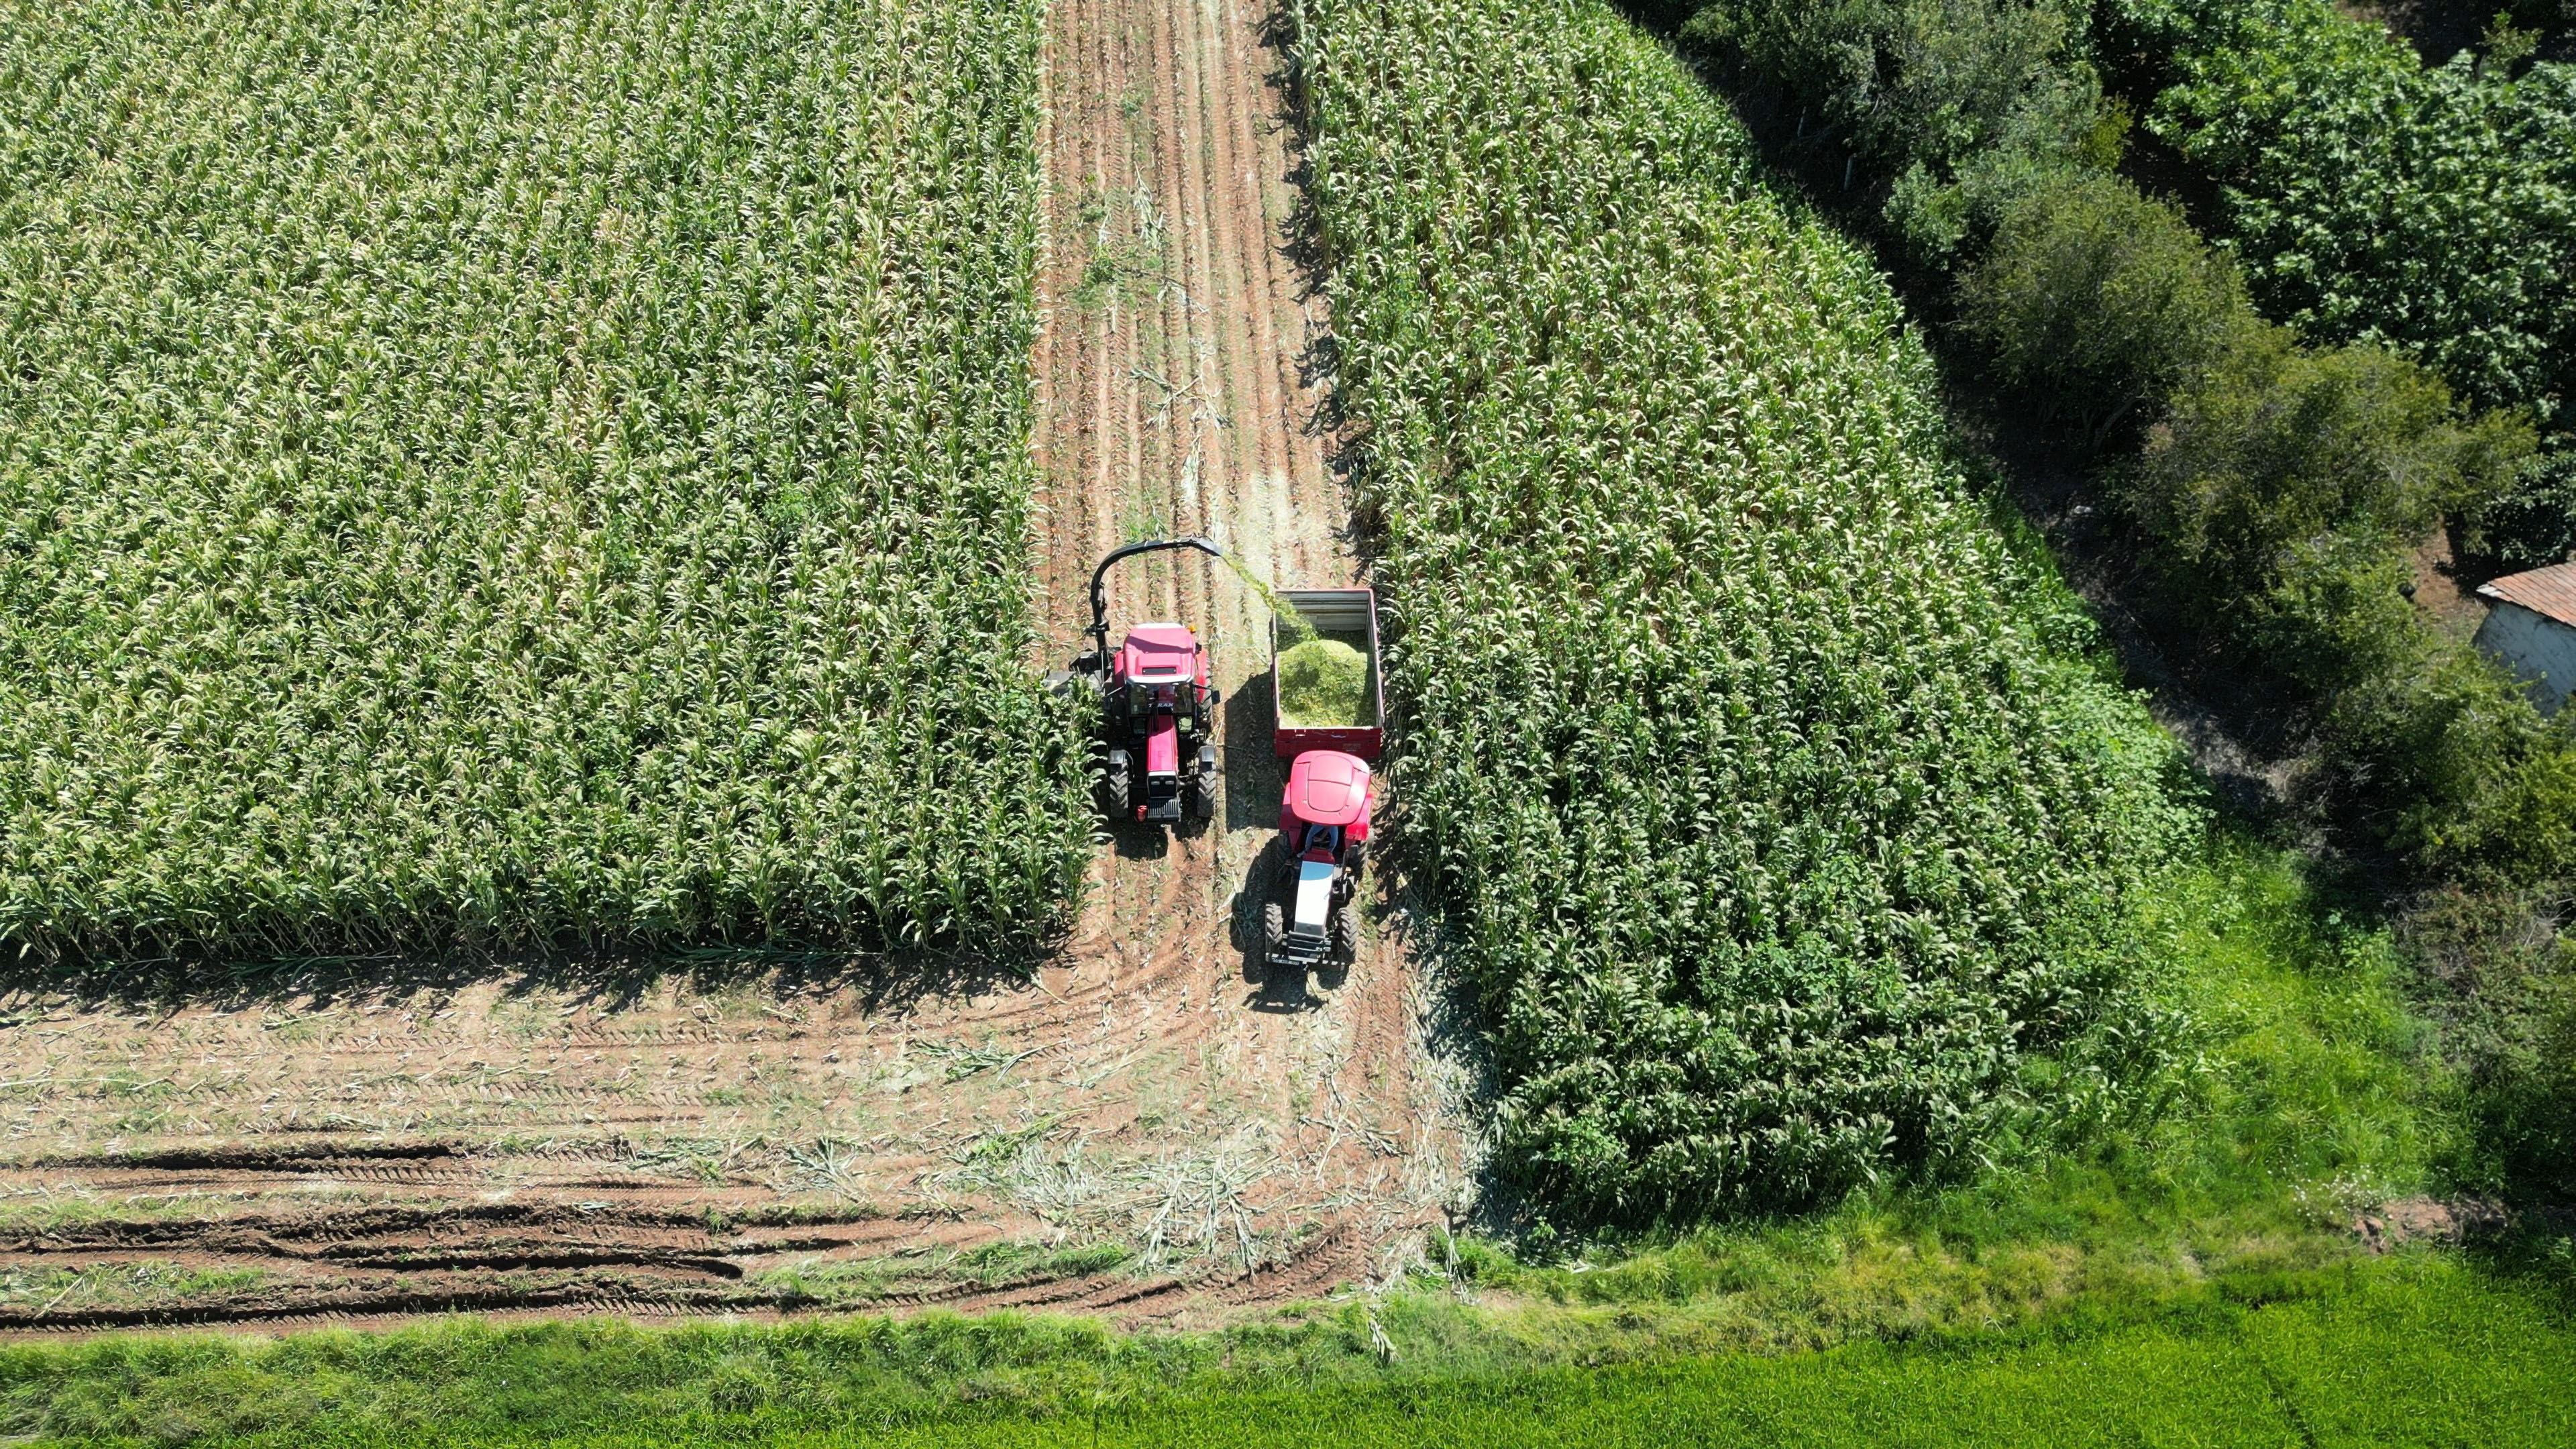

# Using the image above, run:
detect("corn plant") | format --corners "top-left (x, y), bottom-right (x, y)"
top-left (0, 0), bottom-right (1089, 959)
top-left (1292, 0), bottom-right (2192, 1216)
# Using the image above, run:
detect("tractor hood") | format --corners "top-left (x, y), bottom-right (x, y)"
top-left (1118, 623), bottom-right (1198, 680)
top-left (1285, 750), bottom-right (1372, 828)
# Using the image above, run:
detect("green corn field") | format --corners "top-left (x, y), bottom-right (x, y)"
top-left (1293, 0), bottom-right (2194, 1215)
top-left (0, 0), bottom-right (1089, 958)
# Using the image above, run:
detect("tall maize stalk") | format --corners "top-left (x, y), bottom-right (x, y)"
top-left (1292, 0), bottom-right (2193, 1216)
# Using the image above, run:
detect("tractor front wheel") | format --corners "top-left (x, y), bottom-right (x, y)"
top-left (1104, 749), bottom-right (1134, 820)
top-left (1262, 902), bottom-right (1285, 959)
top-left (1331, 902), bottom-right (1360, 963)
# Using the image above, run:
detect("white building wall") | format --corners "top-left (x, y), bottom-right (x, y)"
top-left (2473, 600), bottom-right (2576, 716)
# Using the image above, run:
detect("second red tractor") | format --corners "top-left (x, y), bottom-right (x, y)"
top-left (1263, 749), bottom-right (1373, 969)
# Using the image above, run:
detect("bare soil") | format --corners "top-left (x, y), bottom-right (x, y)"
top-left (2361, 1195), bottom-right (2512, 1252)
top-left (0, 0), bottom-right (1472, 1336)
top-left (2410, 532), bottom-right (2492, 639)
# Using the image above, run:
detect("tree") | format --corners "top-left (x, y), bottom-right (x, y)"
top-left (2129, 326), bottom-right (2530, 598)
top-left (1958, 174), bottom-right (2245, 448)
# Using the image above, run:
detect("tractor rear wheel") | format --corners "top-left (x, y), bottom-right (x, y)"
top-left (1104, 749), bottom-right (1133, 819)
top-left (1331, 902), bottom-right (1360, 963)
top-left (1262, 902), bottom-right (1285, 959)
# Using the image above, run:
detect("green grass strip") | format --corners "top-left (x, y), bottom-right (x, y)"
top-left (3, 1260), bottom-right (2565, 1446)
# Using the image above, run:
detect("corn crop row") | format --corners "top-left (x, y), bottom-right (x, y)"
top-left (0, 0), bottom-right (1089, 958)
top-left (1292, 0), bottom-right (2192, 1214)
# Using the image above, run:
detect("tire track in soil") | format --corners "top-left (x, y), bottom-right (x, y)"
top-left (1025, 0), bottom-right (1456, 1316)
top-left (0, 1193), bottom-right (1371, 1336)
top-left (0, 0), bottom-right (1464, 1335)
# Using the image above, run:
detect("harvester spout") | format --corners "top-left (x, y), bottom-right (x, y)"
top-left (1085, 536), bottom-right (1224, 667)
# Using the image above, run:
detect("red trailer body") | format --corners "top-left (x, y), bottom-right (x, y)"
top-left (1271, 588), bottom-right (1385, 761)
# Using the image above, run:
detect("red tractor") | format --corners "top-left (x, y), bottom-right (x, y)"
top-left (1263, 749), bottom-right (1373, 969)
top-left (1062, 538), bottom-right (1224, 827)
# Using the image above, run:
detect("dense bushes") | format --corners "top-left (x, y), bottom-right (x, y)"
top-left (2105, 0), bottom-right (2576, 568)
top-left (2110, 0), bottom-right (2576, 426)
top-left (1689, 0), bottom-right (2566, 886)
top-left (2128, 331), bottom-right (2527, 637)
top-left (2481, 453), bottom-right (2576, 570)
top-left (2403, 883), bottom-right (2576, 1201)
top-left (1678, 0), bottom-right (2110, 268)
top-left (1297, 0), bottom-right (2188, 1218)
top-left (1958, 174), bottom-right (2241, 446)
top-left (2125, 330), bottom-right (2573, 877)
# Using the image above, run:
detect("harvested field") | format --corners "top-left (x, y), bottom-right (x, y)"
top-left (0, 0), bottom-right (1464, 1334)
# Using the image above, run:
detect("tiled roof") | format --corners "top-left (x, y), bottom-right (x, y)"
top-left (2477, 562), bottom-right (2576, 627)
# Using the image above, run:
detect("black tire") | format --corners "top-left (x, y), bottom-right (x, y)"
top-left (1191, 745), bottom-right (1218, 819)
top-left (1104, 749), bottom-right (1133, 819)
top-left (1262, 902), bottom-right (1285, 956)
top-left (1331, 902), bottom-right (1360, 963)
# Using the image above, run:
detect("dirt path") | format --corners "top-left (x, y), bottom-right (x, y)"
top-left (0, 0), bottom-right (1466, 1336)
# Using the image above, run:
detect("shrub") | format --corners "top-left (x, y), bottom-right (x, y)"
top-left (2328, 621), bottom-right (2576, 881)
top-left (2123, 321), bottom-right (2575, 881)
top-left (2402, 882), bottom-right (2576, 1202)
top-left (1958, 173), bottom-right (2246, 447)
top-left (1683, 0), bottom-right (2112, 265)
top-left (2475, 450), bottom-right (2576, 568)
top-left (2487, 964), bottom-right (2576, 1198)
top-left (2128, 326), bottom-right (2531, 635)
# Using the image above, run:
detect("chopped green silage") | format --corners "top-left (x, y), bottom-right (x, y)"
top-left (1278, 639), bottom-right (1371, 727)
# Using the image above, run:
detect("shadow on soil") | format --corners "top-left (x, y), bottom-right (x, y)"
top-left (1108, 816), bottom-right (1181, 861)
top-left (0, 932), bottom-right (1065, 1026)
top-left (1226, 830), bottom-right (1350, 1014)
top-left (1223, 671), bottom-right (1283, 828)
top-left (1216, 665), bottom-right (1340, 1011)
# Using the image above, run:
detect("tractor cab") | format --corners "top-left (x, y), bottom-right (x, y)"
top-left (1114, 624), bottom-right (1210, 721)
top-left (1116, 623), bottom-right (1200, 683)
top-left (1264, 750), bottom-right (1373, 969)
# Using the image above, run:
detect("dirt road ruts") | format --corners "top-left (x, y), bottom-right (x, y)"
top-left (0, 0), bottom-right (1466, 1335)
